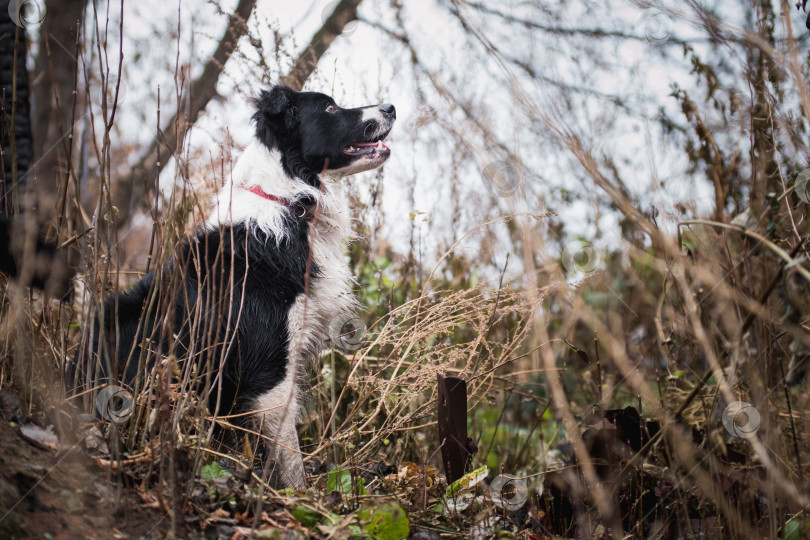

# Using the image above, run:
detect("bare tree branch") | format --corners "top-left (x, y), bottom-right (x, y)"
top-left (113, 0), bottom-right (256, 226)
top-left (113, 0), bottom-right (364, 229)
top-left (281, 0), bottom-right (363, 90)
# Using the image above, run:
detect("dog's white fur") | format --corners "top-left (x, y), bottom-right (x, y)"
top-left (361, 106), bottom-right (385, 124)
top-left (205, 142), bottom-right (369, 487)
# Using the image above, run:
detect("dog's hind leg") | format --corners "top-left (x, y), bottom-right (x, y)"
top-left (254, 374), bottom-right (307, 489)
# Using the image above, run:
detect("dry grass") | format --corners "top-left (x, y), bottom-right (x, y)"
top-left (2, 2), bottom-right (810, 539)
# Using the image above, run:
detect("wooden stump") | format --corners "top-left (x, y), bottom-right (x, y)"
top-left (436, 373), bottom-right (474, 483)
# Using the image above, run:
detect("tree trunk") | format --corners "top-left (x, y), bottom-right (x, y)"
top-left (0, 0), bottom-right (35, 216)
top-left (30, 0), bottom-right (85, 223)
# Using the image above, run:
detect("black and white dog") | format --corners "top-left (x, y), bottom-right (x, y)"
top-left (68, 86), bottom-right (395, 488)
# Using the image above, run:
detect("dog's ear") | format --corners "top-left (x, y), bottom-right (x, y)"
top-left (252, 86), bottom-right (298, 148)
top-left (261, 85), bottom-right (294, 115)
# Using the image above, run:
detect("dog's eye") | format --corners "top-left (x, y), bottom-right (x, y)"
top-left (325, 105), bottom-right (337, 113)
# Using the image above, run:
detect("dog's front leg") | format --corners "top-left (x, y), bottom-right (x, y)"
top-left (268, 409), bottom-right (307, 490)
top-left (255, 378), bottom-right (306, 489)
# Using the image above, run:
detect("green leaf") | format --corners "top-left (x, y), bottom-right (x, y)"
top-left (373, 256), bottom-right (391, 269)
top-left (200, 462), bottom-right (232, 482)
top-left (781, 518), bottom-right (810, 540)
top-left (444, 465), bottom-right (488, 499)
top-left (782, 519), bottom-right (800, 540)
top-left (291, 505), bottom-right (338, 529)
top-left (431, 466), bottom-right (489, 513)
top-left (431, 465), bottom-right (489, 512)
top-left (358, 503), bottom-right (410, 540)
top-left (326, 466), bottom-right (368, 495)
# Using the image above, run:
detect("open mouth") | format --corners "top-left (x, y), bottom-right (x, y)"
top-left (343, 138), bottom-right (391, 159)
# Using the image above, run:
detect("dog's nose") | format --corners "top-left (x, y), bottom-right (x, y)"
top-left (379, 103), bottom-right (396, 119)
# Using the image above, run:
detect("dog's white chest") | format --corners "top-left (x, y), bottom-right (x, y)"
top-left (286, 186), bottom-right (358, 369)
top-left (211, 143), bottom-right (359, 366)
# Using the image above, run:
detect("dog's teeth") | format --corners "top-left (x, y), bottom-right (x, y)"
top-left (376, 140), bottom-right (382, 148)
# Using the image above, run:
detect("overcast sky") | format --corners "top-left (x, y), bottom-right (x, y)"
top-left (44, 0), bottom-right (807, 280)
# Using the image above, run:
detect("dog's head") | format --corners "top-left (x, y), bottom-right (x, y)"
top-left (252, 86), bottom-right (395, 187)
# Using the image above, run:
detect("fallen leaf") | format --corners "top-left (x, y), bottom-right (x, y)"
top-left (19, 423), bottom-right (58, 451)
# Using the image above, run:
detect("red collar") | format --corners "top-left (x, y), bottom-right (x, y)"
top-left (245, 185), bottom-right (314, 221)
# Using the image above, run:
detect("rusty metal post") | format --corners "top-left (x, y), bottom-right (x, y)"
top-left (437, 373), bottom-right (473, 483)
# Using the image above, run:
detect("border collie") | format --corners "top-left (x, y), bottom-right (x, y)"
top-left (67, 86), bottom-right (395, 488)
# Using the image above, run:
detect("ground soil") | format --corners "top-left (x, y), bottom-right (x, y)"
top-left (0, 418), bottom-right (168, 540)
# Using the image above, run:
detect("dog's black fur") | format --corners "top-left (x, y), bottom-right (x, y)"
top-left (66, 86), bottom-right (395, 487)
top-left (67, 220), bottom-right (313, 416)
